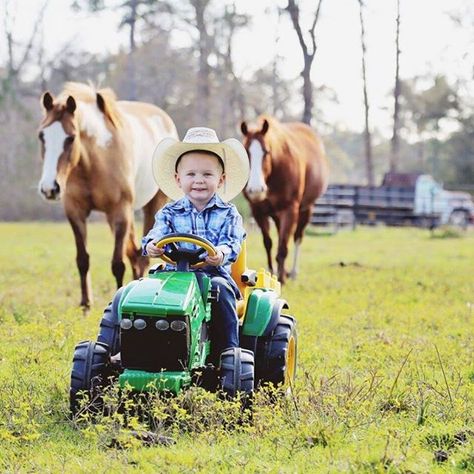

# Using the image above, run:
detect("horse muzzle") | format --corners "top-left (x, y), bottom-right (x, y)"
top-left (245, 188), bottom-right (268, 203)
top-left (40, 180), bottom-right (61, 201)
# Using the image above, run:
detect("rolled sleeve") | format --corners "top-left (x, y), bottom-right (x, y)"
top-left (216, 211), bottom-right (246, 265)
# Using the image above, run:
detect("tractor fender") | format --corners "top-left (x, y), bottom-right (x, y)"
top-left (262, 298), bottom-right (289, 337)
top-left (241, 289), bottom-right (289, 337)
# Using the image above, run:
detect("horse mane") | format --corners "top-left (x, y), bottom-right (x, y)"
top-left (258, 114), bottom-right (290, 156)
top-left (59, 82), bottom-right (122, 128)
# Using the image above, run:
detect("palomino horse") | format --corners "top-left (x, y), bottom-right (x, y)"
top-left (241, 115), bottom-right (329, 283)
top-left (38, 82), bottom-right (178, 308)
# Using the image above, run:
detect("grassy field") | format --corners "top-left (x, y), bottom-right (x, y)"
top-left (1, 221), bottom-right (474, 472)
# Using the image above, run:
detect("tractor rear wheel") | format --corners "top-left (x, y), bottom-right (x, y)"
top-left (219, 347), bottom-right (254, 398)
top-left (255, 314), bottom-right (297, 389)
top-left (97, 291), bottom-right (122, 356)
top-left (70, 340), bottom-right (110, 416)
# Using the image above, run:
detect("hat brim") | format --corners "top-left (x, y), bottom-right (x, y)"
top-left (152, 137), bottom-right (249, 202)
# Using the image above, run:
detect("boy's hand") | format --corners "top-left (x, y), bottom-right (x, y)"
top-left (146, 240), bottom-right (165, 258)
top-left (205, 250), bottom-right (224, 266)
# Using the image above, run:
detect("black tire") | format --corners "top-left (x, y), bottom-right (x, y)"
top-left (449, 210), bottom-right (469, 230)
top-left (70, 340), bottom-right (110, 416)
top-left (219, 347), bottom-right (254, 397)
top-left (255, 314), bottom-right (297, 388)
top-left (97, 289), bottom-right (123, 356)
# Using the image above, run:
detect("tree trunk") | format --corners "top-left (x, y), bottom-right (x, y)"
top-left (192, 0), bottom-right (211, 124)
top-left (126, 0), bottom-right (138, 100)
top-left (390, 0), bottom-right (401, 172)
top-left (301, 61), bottom-right (314, 125)
top-left (358, 0), bottom-right (374, 186)
top-left (286, 0), bottom-right (323, 126)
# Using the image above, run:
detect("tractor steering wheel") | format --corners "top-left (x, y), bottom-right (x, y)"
top-left (154, 233), bottom-right (217, 270)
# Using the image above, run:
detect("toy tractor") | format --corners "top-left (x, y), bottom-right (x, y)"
top-left (70, 233), bottom-right (297, 415)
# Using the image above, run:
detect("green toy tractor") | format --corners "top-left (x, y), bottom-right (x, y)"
top-left (70, 233), bottom-right (297, 415)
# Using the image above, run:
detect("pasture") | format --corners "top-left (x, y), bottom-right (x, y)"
top-left (1, 221), bottom-right (474, 472)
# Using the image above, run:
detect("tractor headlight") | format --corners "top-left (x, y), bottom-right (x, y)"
top-left (133, 318), bottom-right (147, 330)
top-left (155, 319), bottom-right (169, 331)
top-left (120, 318), bottom-right (133, 330)
top-left (170, 320), bottom-right (187, 332)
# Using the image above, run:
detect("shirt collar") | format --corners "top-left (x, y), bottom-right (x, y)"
top-left (171, 194), bottom-right (229, 212)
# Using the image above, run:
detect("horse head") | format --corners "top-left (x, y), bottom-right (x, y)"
top-left (38, 92), bottom-right (81, 200)
top-left (240, 118), bottom-right (272, 203)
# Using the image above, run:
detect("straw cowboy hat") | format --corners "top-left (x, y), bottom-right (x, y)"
top-left (152, 127), bottom-right (249, 201)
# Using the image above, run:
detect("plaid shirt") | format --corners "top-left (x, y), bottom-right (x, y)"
top-left (142, 194), bottom-right (246, 278)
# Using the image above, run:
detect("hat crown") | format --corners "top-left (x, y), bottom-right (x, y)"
top-left (183, 127), bottom-right (219, 144)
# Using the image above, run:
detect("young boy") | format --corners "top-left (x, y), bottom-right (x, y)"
top-left (142, 127), bottom-right (249, 359)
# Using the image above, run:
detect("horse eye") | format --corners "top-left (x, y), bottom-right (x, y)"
top-left (38, 131), bottom-right (44, 142)
top-left (64, 135), bottom-right (75, 147)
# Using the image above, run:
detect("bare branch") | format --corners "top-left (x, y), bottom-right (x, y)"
top-left (309, 0), bottom-right (323, 57)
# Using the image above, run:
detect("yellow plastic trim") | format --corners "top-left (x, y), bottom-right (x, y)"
top-left (285, 334), bottom-right (296, 385)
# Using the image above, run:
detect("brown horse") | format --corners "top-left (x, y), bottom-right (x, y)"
top-left (38, 82), bottom-right (178, 308)
top-left (240, 115), bottom-right (329, 283)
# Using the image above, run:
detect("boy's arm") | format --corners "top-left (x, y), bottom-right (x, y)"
top-left (215, 210), bottom-right (246, 265)
top-left (141, 208), bottom-right (172, 256)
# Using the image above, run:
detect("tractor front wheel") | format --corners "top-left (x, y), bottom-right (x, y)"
top-left (70, 340), bottom-right (110, 416)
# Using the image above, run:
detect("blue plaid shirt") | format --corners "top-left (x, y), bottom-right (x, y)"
top-left (142, 194), bottom-right (246, 280)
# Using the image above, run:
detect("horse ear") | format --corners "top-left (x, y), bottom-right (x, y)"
top-left (42, 92), bottom-right (54, 111)
top-left (66, 96), bottom-right (76, 114)
top-left (96, 92), bottom-right (106, 114)
top-left (240, 121), bottom-right (248, 136)
top-left (261, 119), bottom-right (269, 135)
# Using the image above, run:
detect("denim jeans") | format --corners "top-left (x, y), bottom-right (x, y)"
top-left (195, 273), bottom-right (239, 361)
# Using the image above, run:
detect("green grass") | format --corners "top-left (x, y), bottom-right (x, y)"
top-left (1, 222), bottom-right (474, 472)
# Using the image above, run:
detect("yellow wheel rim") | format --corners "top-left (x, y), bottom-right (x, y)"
top-left (285, 334), bottom-right (296, 386)
top-left (155, 235), bottom-right (217, 269)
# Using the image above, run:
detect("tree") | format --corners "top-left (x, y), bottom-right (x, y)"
top-left (1, 0), bottom-right (49, 100)
top-left (285, 0), bottom-right (323, 125)
top-left (399, 75), bottom-right (459, 170)
top-left (357, 0), bottom-right (374, 186)
top-left (390, 0), bottom-right (401, 172)
top-left (71, 0), bottom-right (166, 99)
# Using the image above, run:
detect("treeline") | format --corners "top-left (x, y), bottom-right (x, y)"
top-left (0, 0), bottom-right (473, 220)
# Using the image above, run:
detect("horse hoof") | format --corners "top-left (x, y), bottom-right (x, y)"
top-left (80, 302), bottom-right (91, 313)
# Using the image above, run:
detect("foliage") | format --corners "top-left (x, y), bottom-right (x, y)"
top-left (1, 222), bottom-right (474, 471)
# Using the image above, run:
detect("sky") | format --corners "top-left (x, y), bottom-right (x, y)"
top-left (1, 0), bottom-right (472, 136)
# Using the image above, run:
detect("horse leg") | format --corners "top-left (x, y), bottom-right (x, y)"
top-left (276, 204), bottom-right (299, 284)
top-left (254, 212), bottom-right (274, 273)
top-left (107, 207), bottom-right (133, 289)
top-left (289, 206), bottom-right (312, 279)
top-left (67, 213), bottom-right (92, 308)
top-left (125, 221), bottom-right (141, 280)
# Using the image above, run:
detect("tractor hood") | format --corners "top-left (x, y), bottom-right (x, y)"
top-left (119, 272), bottom-right (199, 317)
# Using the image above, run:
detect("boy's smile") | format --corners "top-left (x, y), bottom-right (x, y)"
top-left (175, 151), bottom-right (225, 211)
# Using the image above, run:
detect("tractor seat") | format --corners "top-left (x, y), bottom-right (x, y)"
top-left (230, 240), bottom-right (257, 319)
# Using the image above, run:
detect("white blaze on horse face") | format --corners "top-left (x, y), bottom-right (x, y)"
top-left (78, 102), bottom-right (112, 148)
top-left (39, 121), bottom-right (68, 194)
top-left (245, 139), bottom-right (268, 200)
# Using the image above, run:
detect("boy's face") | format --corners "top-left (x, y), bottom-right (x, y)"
top-left (175, 151), bottom-right (225, 209)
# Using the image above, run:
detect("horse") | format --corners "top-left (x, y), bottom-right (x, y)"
top-left (37, 82), bottom-right (178, 308)
top-left (240, 115), bottom-right (329, 283)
